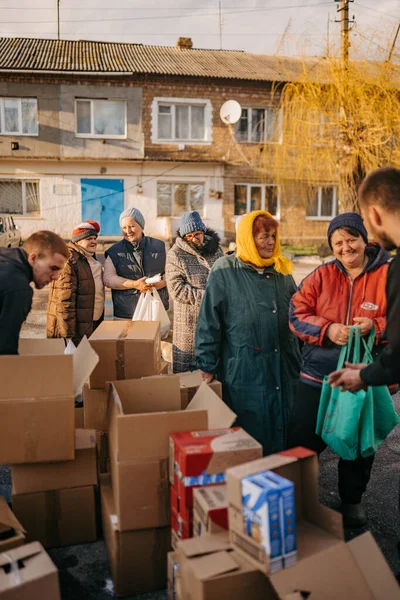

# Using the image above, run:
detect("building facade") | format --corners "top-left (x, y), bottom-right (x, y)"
top-left (0, 38), bottom-right (336, 244)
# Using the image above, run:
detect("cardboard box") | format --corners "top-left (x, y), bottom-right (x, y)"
top-left (83, 385), bottom-right (108, 432)
top-left (179, 371), bottom-right (223, 409)
top-left (226, 447), bottom-right (400, 599)
top-left (168, 551), bottom-right (181, 600)
top-left (176, 534), bottom-right (276, 600)
top-left (171, 507), bottom-right (192, 541)
top-left (0, 541), bottom-right (61, 599)
top-left (0, 337), bottom-right (98, 465)
top-left (108, 376), bottom-right (208, 531)
top-left (12, 486), bottom-right (97, 549)
top-left (12, 429), bottom-right (97, 495)
top-left (88, 320), bottom-right (161, 389)
top-left (0, 496), bottom-right (25, 553)
top-left (193, 485), bottom-right (228, 537)
top-left (100, 475), bottom-right (170, 597)
top-left (75, 407), bottom-right (84, 428)
top-left (160, 360), bottom-right (169, 375)
top-left (170, 428), bottom-right (262, 492)
top-left (19, 338), bottom-right (65, 355)
top-left (108, 377), bottom-right (235, 532)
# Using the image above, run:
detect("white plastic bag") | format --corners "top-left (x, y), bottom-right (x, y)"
top-left (132, 288), bottom-right (170, 339)
top-left (64, 339), bottom-right (77, 355)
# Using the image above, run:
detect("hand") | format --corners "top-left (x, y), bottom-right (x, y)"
top-left (133, 276), bottom-right (151, 293)
top-left (201, 371), bottom-right (214, 384)
top-left (327, 363), bottom-right (367, 391)
top-left (150, 280), bottom-right (166, 291)
top-left (326, 323), bottom-right (350, 346)
top-left (353, 317), bottom-right (373, 337)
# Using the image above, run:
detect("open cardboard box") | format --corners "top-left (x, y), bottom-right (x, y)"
top-left (108, 378), bottom-right (235, 531)
top-left (142, 370), bottom-right (223, 410)
top-left (226, 447), bottom-right (400, 599)
top-left (0, 496), bottom-right (25, 553)
top-left (176, 533), bottom-right (276, 600)
top-left (88, 320), bottom-right (161, 389)
top-left (0, 337), bottom-right (99, 464)
top-left (0, 541), bottom-right (61, 599)
top-left (19, 338), bottom-right (65, 355)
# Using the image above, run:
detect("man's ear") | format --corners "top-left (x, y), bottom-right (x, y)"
top-left (27, 251), bottom-right (38, 267)
top-left (369, 205), bottom-right (383, 228)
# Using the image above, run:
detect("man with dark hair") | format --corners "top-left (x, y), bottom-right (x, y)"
top-left (329, 166), bottom-right (400, 390)
top-left (0, 230), bottom-right (69, 354)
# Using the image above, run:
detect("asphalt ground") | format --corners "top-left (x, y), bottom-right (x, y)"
top-left (2, 257), bottom-right (399, 598)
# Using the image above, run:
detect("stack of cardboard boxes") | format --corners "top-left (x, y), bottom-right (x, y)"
top-left (0, 336), bottom-right (99, 599)
top-left (170, 447), bottom-right (400, 600)
top-left (169, 428), bottom-right (262, 545)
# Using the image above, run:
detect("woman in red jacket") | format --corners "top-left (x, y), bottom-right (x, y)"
top-left (289, 212), bottom-right (391, 527)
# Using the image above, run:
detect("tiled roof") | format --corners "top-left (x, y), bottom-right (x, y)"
top-left (0, 37), bottom-right (324, 82)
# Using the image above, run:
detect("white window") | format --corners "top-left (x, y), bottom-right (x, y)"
top-left (306, 186), bottom-right (338, 220)
top-left (152, 98), bottom-right (212, 144)
top-left (0, 180), bottom-right (40, 216)
top-left (309, 110), bottom-right (339, 144)
top-left (0, 98), bottom-right (38, 136)
top-left (234, 184), bottom-right (280, 218)
top-left (235, 107), bottom-right (282, 143)
top-left (76, 99), bottom-right (126, 138)
top-left (157, 183), bottom-right (204, 217)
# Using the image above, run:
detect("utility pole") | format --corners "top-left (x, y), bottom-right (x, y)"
top-left (57, 0), bottom-right (60, 41)
top-left (335, 0), bottom-right (354, 68)
top-left (387, 22), bottom-right (400, 63)
top-left (219, 1), bottom-right (223, 50)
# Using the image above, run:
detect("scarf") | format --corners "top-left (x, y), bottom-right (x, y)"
top-left (236, 210), bottom-right (294, 275)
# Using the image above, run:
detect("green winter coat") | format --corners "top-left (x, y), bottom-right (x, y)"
top-left (195, 254), bottom-right (301, 455)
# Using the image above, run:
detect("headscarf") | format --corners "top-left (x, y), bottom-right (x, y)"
top-left (236, 210), bottom-right (294, 275)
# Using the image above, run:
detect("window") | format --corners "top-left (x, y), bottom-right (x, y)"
top-left (0, 180), bottom-right (40, 216)
top-left (234, 184), bottom-right (280, 217)
top-left (0, 98), bottom-right (38, 136)
top-left (76, 99), bottom-right (126, 138)
top-left (152, 98), bottom-right (212, 144)
top-left (157, 183), bottom-right (204, 217)
top-left (308, 110), bottom-right (339, 144)
top-left (235, 107), bottom-right (282, 143)
top-left (306, 186), bottom-right (338, 220)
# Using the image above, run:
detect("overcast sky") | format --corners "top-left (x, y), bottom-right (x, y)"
top-left (0, 0), bottom-right (399, 59)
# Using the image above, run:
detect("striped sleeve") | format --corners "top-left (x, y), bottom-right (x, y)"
top-left (289, 268), bottom-right (332, 346)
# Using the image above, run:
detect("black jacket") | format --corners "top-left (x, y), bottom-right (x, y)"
top-left (0, 247), bottom-right (33, 355)
top-left (361, 248), bottom-right (400, 386)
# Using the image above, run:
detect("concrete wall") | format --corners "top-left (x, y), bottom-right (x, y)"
top-left (2, 160), bottom-right (224, 240)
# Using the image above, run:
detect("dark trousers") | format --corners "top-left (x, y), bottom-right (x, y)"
top-left (288, 381), bottom-right (374, 504)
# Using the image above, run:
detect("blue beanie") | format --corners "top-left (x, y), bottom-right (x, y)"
top-left (180, 211), bottom-right (207, 237)
top-left (327, 212), bottom-right (368, 248)
top-left (119, 207), bottom-right (145, 230)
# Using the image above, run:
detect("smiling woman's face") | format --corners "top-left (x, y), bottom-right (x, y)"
top-left (330, 228), bottom-right (367, 270)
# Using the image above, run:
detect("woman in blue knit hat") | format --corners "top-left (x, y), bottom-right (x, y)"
top-left (289, 212), bottom-right (392, 527)
top-left (104, 207), bottom-right (168, 319)
top-left (166, 211), bottom-right (223, 372)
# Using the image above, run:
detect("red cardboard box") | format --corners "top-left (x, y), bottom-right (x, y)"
top-left (171, 507), bottom-right (191, 541)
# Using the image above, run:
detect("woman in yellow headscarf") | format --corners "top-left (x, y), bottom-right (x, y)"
top-left (195, 211), bottom-right (301, 455)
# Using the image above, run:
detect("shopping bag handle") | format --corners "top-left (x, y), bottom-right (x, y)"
top-left (361, 327), bottom-right (376, 364)
top-left (337, 326), bottom-right (354, 370)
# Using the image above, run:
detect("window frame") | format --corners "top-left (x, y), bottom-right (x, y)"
top-left (234, 183), bottom-right (281, 219)
top-left (235, 106), bottom-right (283, 144)
top-left (0, 179), bottom-right (41, 217)
top-left (156, 181), bottom-right (206, 218)
top-left (306, 185), bottom-right (338, 221)
top-left (0, 97), bottom-right (39, 137)
top-left (152, 97), bottom-right (212, 145)
top-left (75, 98), bottom-right (127, 139)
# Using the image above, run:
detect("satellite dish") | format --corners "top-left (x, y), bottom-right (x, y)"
top-left (220, 100), bottom-right (242, 125)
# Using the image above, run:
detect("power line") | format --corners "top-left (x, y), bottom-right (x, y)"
top-left (0, 31), bottom-right (328, 37)
top-left (0, 2), bottom-right (333, 25)
top-left (357, 3), bottom-right (400, 20)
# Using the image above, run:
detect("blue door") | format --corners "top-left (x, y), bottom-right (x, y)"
top-left (81, 178), bottom-right (124, 236)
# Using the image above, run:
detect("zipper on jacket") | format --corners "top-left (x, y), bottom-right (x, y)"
top-left (345, 277), bottom-right (354, 325)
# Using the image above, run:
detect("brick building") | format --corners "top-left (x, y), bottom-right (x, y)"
top-left (0, 37), bottom-right (336, 243)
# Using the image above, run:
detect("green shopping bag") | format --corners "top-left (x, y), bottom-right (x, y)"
top-left (316, 326), bottom-right (400, 460)
top-left (316, 327), bottom-right (366, 460)
top-left (358, 333), bottom-right (400, 458)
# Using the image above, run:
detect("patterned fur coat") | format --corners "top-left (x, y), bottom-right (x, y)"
top-left (166, 229), bottom-right (223, 373)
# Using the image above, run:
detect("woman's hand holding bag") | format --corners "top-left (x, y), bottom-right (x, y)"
top-left (132, 287), bottom-right (171, 339)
